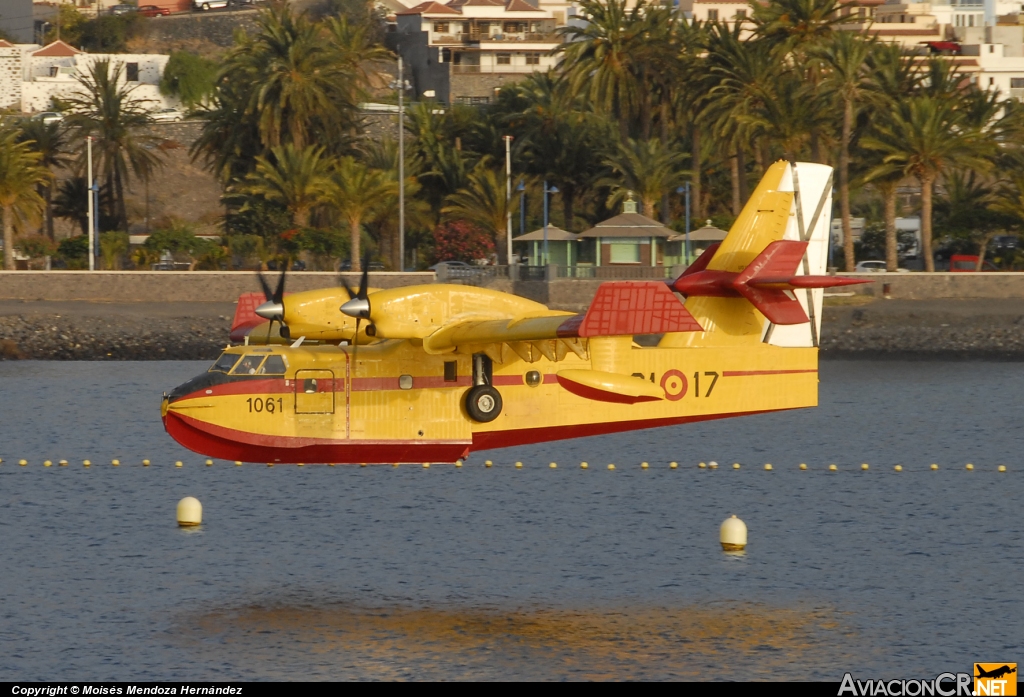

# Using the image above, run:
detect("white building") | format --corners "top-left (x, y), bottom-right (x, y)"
top-left (0, 39), bottom-right (174, 113)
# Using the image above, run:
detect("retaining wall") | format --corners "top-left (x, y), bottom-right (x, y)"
top-left (840, 273), bottom-right (1024, 300)
top-left (0, 271), bottom-right (434, 303)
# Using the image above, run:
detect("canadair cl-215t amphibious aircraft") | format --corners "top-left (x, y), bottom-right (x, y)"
top-left (162, 161), bottom-right (864, 464)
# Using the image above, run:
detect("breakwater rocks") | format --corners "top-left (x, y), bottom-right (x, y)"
top-left (820, 298), bottom-right (1024, 360)
top-left (0, 302), bottom-right (233, 361)
top-left (3, 298), bottom-right (1024, 361)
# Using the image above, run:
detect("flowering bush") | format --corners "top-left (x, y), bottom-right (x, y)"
top-left (431, 220), bottom-right (494, 264)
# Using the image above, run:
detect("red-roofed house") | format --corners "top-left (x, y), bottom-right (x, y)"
top-left (391, 0), bottom-right (561, 104)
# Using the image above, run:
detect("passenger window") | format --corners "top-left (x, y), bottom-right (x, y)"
top-left (210, 352), bottom-right (240, 373)
top-left (259, 355), bottom-right (287, 375)
top-left (303, 378), bottom-right (318, 393)
top-left (231, 355), bottom-right (265, 375)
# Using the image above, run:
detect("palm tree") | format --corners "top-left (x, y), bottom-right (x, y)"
top-left (0, 127), bottom-right (51, 270)
top-left (600, 138), bottom-right (688, 218)
top-left (243, 144), bottom-right (334, 229)
top-left (63, 59), bottom-right (165, 231)
top-left (814, 32), bottom-right (876, 272)
top-left (442, 160), bottom-right (518, 264)
top-left (753, 0), bottom-right (846, 52)
top-left (53, 177), bottom-right (91, 238)
top-left (862, 96), bottom-right (992, 272)
top-left (331, 156), bottom-right (398, 272)
top-left (557, 0), bottom-right (650, 140)
top-left (17, 120), bottom-right (69, 241)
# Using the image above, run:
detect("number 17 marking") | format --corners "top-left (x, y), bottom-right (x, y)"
top-left (693, 371), bottom-right (719, 397)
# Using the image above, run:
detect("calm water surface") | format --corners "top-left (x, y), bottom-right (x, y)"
top-left (0, 361), bottom-right (1020, 681)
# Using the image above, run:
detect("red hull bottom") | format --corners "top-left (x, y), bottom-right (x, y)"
top-left (164, 407), bottom-right (794, 465)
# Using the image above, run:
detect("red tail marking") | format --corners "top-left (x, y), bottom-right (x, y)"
top-left (230, 292), bottom-right (267, 342)
top-left (678, 243), bottom-right (720, 277)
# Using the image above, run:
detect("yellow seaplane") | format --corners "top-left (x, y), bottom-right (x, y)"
top-left (162, 162), bottom-right (863, 464)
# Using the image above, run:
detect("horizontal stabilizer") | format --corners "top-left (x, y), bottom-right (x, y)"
top-left (570, 281), bottom-right (703, 337)
top-left (230, 292), bottom-right (271, 343)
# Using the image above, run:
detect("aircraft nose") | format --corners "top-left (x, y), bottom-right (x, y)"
top-left (255, 301), bottom-right (284, 320)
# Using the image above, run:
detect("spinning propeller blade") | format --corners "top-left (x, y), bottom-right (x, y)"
top-left (254, 267), bottom-right (290, 340)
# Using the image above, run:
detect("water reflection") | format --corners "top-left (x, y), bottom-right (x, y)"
top-left (177, 601), bottom-right (854, 680)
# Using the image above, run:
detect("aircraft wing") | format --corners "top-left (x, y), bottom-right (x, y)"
top-left (421, 282), bottom-right (702, 355)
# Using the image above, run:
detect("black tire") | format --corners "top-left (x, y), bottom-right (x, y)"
top-left (465, 385), bottom-right (502, 423)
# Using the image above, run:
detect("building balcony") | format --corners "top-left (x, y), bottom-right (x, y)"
top-left (452, 63), bottom-right (547, 74)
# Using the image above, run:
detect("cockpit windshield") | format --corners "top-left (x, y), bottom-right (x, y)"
top-left (231, 354), bottom-right (266, 375)
top-left (210, 352), bottom-right (240, 373)
top-left (260, 355), bottom-right (287, 375)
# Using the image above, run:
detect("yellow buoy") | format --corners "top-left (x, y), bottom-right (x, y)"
top-left (206, 459), bottom-right (213, 467)
top-left (861, 463), bottom-right (869, 471)
top-left (965, 463), bottom-right (974, 471)
top-left (422, 462), bottom-right (430, 469)
top-left (59, 459), bottom-right (68, 467)
top-left (764, 464), bottom-right (773, 471)
top-left (828, 464), bottom-right (837, 471)
top-left (455, 460), bottom-right (463, 468)
top-left (83, 460), bottom-right (91, 468)
top-left (581, 462), bottom-right (588, 469)
top-left (485, 460), bottom-right (493, 467)
top-left (176, 497), bottom-right (202, 527)
top-left (732, 463), bottom-right (740, 470)
top-left (698, 462), bottom-right (707, 469)
top-left (515, 461), bottom-right (523, 468)
top-left (111, 459), bottom-right (120, 467)
top-left (998, 465), bottom-right (1007, 472)
top-left (174, 461), bottom-right (182, 468)
top-left (44, 460), bottom-right (52, 467)
top-left (359, 463), bottom-right (367, 467)
top-left (391, 463), bottom-right (398, 467)
top-left (799, 463), bottom-right (808, 470)
top-left (670, 462), bottom-right (678, 469)
top-left (720, 515), bottom-right (748, 552)
top-left (549, 462), bottom-right (557, 469)
top-left (297, 463), bottom-right (304, 467)
top-left (143, 459), bottom-right (150, 467)
top-left (641, 461), bottom-right (649, 469)
top-left (267, 462), bottom-right (273, 467)
top-left (607, 464), bottom-right (616, 470)
top-left (894, 465), bottom-right (903, 472)
top-left (235, 461), bottom-right (242, 467)
top-left (19, 459), bottom-right (27, 467)
top-left (930, 464), bottom-right (939, 471)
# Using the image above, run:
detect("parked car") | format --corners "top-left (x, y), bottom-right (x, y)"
top-left (150, 107), bottom-right (184, 123)
top-left (137, 5), bottom-right (171, 16)
top-left (194, 0), bottom-right (229, 9)
top-left (949, 254), bottom-right (999, 272)
top-left (429, 260), bottom-right (483, 278)
top-left (109, 4), bottom-right (135, 14)
top-left (339, 260), bottom-right (385, 272)
top-left (33, 112), bottom-right (64, 125)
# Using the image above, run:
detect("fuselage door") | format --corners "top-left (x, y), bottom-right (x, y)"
top-left (295, 369), bottom-right (336, 414)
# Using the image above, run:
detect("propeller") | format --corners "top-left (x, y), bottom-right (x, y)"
top-left (254, 267), bottom-right (291, 341)
top-left (340, 253), bottom-right (372, 362)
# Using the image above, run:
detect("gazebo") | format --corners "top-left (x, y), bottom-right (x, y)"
top-left (577, 199), bottom-right (676, 267)
top-left (512, 225), bottom-right (577, 266)
top-left (669, 219), bottom-right (729, 263)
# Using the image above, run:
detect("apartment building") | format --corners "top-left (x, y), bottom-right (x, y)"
top-left (390, 0), bottom-right (561, 104)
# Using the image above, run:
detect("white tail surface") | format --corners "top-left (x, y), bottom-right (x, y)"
top-left (764, 162), bottom-right (834, 348)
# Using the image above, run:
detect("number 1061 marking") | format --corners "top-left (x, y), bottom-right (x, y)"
top-left (247, 397), bottom-right (284, 413)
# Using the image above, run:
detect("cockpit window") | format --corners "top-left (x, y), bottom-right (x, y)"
top-left (210, 352), bottom-right (241, 373)
top-left (258, 355), bottom-right (287, 375)
top-left (231, 354), bottom-right (265, 375)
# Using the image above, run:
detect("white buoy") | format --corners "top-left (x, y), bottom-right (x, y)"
top-left (708, 461), bottom-right (718, 469)
top-left (177, 497), bottom-right (202, 527)
top-left (720, 515), bottom-right (747, 552)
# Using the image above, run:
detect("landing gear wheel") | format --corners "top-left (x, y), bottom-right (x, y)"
top-left (465, 385), bottom-right (502, 423)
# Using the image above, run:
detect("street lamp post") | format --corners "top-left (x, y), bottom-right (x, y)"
top-left (542, 181), bottom-right (558, 266)
top-left (503, 135), bottom-right (513, 269)
top-left (517, 180), bottom-right (525, 239)
top-left (677, 183), bottom-right (691, 264)
top-left (397, 54), bottom-right (405, 271)
top-left (86, 136), bottom-right (95, 271)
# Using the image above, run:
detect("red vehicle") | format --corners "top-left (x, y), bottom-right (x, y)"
top-left (138, 5), bottom-right (171, 16)
top-left (950, 254), bottom-right (998, 272)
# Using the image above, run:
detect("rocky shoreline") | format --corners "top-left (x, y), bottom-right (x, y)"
top-left (2, 298), bottom-right (1024, 361)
